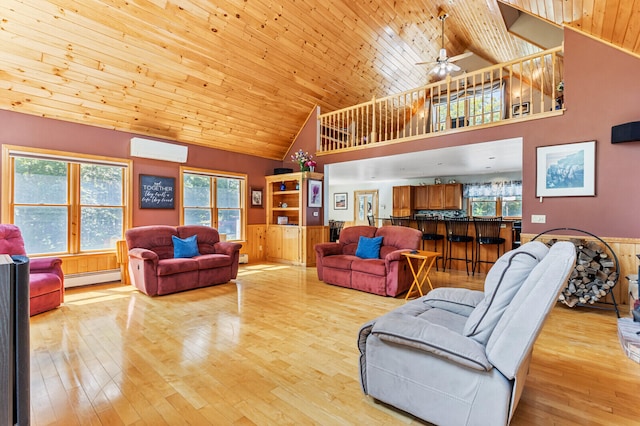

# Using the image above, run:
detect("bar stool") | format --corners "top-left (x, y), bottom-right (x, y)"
top-left (390, 216), bottom-right (411, 226)
top-left (416, 216), bottom-right (444, 270)
top-left (445, 217), bottom-right (474, 275)
top-left (472, 217), bottom-right (506, 276)
top-left (329, 220), bottom-right (344, 242)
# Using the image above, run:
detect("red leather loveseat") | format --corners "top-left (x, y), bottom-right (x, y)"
top-left (125, 225), bottom-right (242, 296)
top-left (314, 225), bottom-right (421, 296)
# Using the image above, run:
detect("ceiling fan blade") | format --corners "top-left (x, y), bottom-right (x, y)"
top-left (449, 62), bottom-right (461, 72)
top-left (416, 61), bottom-right (437, 66)
top-left (449, 51), bottom-right (474, 63)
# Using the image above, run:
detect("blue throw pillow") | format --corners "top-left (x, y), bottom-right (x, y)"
top-left (172, 234), bottom-right (200, 258)
top-left (355, 236), bottom-right (383, 259)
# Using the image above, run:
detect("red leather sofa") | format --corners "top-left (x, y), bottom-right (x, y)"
top-left (125, 225), bottom-right (242, 296)
top-left (314, 225), bottom-right (422, 296)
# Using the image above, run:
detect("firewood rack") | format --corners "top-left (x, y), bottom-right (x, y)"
top-left (532, 227), bottom-right (620, 318)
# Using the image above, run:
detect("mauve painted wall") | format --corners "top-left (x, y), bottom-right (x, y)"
top-left (289, 107), bottom-right (324, 226)
top-left (0, 110), bottom-right (281, 226)
top-left (299, 29), bottom-right (640, 239)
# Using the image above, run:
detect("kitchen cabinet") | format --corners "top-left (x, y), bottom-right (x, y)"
top-left (392, 185), bottom-right (414, 217)
top-left (425, 183), bottom-right (464, 210)
top-left (395, 184), bottom-right (463, 213)
top-left (443, 183), bottom-right (463, 209)
top-left (414, 186), bottom-right (429, 210)
top-left (427, 185), bottom-right (444, 209)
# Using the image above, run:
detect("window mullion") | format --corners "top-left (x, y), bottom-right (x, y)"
top-left (69, 163), bottom-right (80, 254)
top-left (7, 156), bottom-right (16, 222)
top-left (211, 176), bottom-right (218, 228)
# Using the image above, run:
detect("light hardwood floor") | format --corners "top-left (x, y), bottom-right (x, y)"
top-left (29, 264), bottom-right (640, 425)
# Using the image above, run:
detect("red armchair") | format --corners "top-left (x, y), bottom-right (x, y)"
top-left (0, 224), bottom-right (64, 316)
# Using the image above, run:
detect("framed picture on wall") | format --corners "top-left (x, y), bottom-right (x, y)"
top-left (250, 187), bottom-right (263, 207)
top-left (308, 179), bottom-right (322, 208)
top-left (536, 140), bottom-right (596, 197)
top-left (512, 102), bottom-right (530, 117)
top-left (139, 175), bottom-right (175, 209)
top-left (334, 193), bottom-right (347, 210)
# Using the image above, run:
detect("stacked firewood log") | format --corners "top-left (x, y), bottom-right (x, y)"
top-left (545, 238), bottom-right (618, 307)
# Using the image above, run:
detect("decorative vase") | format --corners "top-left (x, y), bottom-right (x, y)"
top-left (280, 182), bottom-right (286, 191)
top-left (309, 166), bottom-right (315, 172)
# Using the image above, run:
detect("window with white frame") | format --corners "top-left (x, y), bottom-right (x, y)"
top-left (181, 169), bottom-right (245, 241)
top-left (465, 180), bottom-right (522, 219)
top-left (3, 147), bottom-right (130, 255)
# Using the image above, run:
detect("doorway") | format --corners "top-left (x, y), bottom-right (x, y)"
top-left (354, 190), bottom-right (378, 226)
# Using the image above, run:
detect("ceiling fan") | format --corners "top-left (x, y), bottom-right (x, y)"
top-left (417, 12), bottom-right (473, 76)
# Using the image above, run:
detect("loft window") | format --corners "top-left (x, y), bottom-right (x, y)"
top-left (432, 81), bottom-right (506, 131)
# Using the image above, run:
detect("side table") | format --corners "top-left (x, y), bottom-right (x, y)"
top-left (116, 239), bottom-right (130, 285)
top-left (402, 250), bottom-right (440, 301)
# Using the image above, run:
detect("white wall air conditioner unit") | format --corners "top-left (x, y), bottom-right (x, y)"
top-left (130, 137), bottom-right (188, 163)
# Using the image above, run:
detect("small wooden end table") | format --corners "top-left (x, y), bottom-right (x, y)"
top-left (402, 250), bottom-right (440, 301)
top-left (116, 239), bottom-right (130, 285)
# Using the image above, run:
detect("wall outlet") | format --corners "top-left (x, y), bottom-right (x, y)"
top-left (531, 214), bottom-right (546, 224)
top-left (313, 211), bottom-right (319, 217)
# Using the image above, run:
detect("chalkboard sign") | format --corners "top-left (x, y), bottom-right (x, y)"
top-left (140, 175), bottom-right (175, 209)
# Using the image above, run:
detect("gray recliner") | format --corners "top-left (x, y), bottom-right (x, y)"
top-left (358, 241), bottom-right (576, 426)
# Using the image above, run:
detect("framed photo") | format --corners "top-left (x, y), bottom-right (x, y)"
top-left (536, 141), bottom-right (596, 197)
top-left (140, 175), bottom-right (175, 209)
top-left (512, 102), bottom-right (530, 117)
top-left (308, 179), bottom-right (322, 208)
top-left (334, 192), bottom-right (347, 210)
top-left (250, 187), bottom-right (263, 207)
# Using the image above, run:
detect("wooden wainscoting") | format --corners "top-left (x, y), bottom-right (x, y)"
top-left (301, 225), bottom-right (329, 267)
top-left (522, 233), bottom-right (640, 307)
top-left (243, 224), bottom-right (267, 263)
top-left (55, 224), bottom-right (326, 280)
top-left (58, 252), bottom-right (119, 276)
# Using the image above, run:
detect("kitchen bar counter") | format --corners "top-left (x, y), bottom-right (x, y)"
top-left (374, 218), bottom-right (517, 275)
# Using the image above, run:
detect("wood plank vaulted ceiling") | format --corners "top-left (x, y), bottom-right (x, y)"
top-left (1, 1), bottom-right (638, 161)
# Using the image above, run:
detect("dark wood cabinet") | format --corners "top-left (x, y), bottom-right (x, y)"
top-left (443, 183), bottom-right (463, 209)
top-left (414, 186), bottom-right (429, 210)
top-left (427, 185), bottom-right (444, 209)
top-left (392, 185), bottom-right (414, 217)
top-left (395, 183), bottom-right (463, 213)
top-left (424, 183), bottom-right (463, 210)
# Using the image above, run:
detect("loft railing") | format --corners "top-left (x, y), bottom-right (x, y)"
top-left (318, 46), bottom-right (564, 154)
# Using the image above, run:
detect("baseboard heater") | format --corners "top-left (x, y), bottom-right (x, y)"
top-left (64, 270), bottom-right (122, 288)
